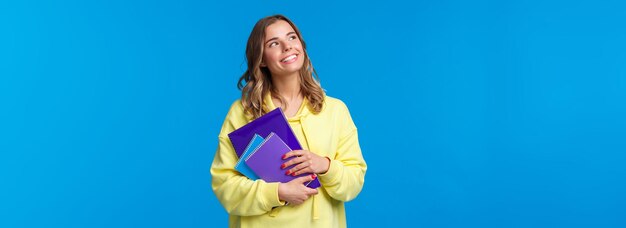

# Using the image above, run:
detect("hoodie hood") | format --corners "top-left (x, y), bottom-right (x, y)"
top-left (265, 92), bottom-right (311, 122)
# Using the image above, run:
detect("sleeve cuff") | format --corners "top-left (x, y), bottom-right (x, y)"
top-left (261, 182), bottom-right (286, 208)
top-left (318, 158), bottom-right (342, 186)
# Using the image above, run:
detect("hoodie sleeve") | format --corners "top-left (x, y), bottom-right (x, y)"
top-left (210, 102), bottom-right (285, 216)
top-left (318, 101), bottom-right (367, 202)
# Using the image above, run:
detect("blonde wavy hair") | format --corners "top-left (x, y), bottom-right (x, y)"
top-left (237, 14), bottom-right (325, 119)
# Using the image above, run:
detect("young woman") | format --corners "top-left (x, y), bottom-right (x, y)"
top-left (211, 14), bottom-right (367, 228)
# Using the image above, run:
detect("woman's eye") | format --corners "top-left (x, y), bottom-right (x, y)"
top-left (289, 36), bottom-right (297, 41)
top-left (269, 42), bottom-right (278, 47)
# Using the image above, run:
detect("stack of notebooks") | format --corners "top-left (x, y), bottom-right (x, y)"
top-left (228, 108), bottom-right (321, 188)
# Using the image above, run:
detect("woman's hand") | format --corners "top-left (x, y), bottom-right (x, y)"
top-left (278, 174), bottom-right (319, 205)
top-left (281, 150), bottom-right (331, 176)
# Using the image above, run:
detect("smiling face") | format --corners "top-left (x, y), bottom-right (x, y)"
top-left (261, 20), bottom-right (305, 77)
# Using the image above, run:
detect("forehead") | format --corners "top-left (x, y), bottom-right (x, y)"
top-left (264, 20), bottom-right (295, 40)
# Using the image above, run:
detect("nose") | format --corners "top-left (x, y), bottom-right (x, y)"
top-left (283, 43), bottom-right (292, 52)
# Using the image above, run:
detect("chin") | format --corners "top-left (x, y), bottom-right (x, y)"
top-left (283, 63), bottom-right (304, 74)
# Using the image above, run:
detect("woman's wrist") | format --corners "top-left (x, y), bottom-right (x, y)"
top-left (320, 157), bottom-right (331, 174)
top-left (277, 183), bottom-right (285, 200)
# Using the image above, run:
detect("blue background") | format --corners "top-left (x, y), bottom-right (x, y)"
top-left (2, 0), bottom-right (625, 227)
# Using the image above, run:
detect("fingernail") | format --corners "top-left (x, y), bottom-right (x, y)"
top-left (285, 170), bottom-right (290, 175)
top-left (310, 174), bottom-right (316, 179)
top-left (282, 154), bottom-right (287, 159)
top-left (291, 173), bottom-right (296, 176)
top-left (280, 164), bottom-right (285, 169)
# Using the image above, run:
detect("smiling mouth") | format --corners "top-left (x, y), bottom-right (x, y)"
top-left (281, 54), bottom-right (298, 63)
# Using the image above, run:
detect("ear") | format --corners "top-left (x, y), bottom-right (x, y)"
top-left (260, 61), bottom-right (267, 67)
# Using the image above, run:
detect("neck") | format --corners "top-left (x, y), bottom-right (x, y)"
top-left (271, 72), bottom-right (302, 100)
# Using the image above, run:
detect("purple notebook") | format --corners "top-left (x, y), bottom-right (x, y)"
top-left (245, 132), bottom-right (318, 187)
top-left (228, 108), bottom-right (300, 157)
top-left (228, 107), bottom-right (320, 188)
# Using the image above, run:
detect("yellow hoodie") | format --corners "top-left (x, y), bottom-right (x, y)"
top-left (211, 94), bottom-right (367, 228)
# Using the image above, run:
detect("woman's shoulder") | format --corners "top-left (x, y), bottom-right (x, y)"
top-left (322, 95), bottom-right (351, 114)
top-left (320, 96), bottom-right (357, 130)
top-left (324, 95), bottom-right (346, 106)
top-left (223, 99), bottom-right (248, 123)
top-left (217, 99), bottom-right (247, 137)
top-left (227, 99), bottom-right (245, 113)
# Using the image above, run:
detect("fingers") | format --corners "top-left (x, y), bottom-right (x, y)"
top-left (282, 151), bottom-right (316, 176)
top-left (291, 200), bottom-right (304, 205)
top-left (293, 174), bottom-right (316, 184)
top-left (288, 190), bottom-right (315, 205)
top-left (289, 160), bottom-right (313, 176)
top-left (281, 153), bottom-right (310, 170)
top-left (282, 150), bottom-right (305, 160)
top-left (306, 188), bottom-right (318, 196)
top-left (288, 174), bottom-right (318, 205)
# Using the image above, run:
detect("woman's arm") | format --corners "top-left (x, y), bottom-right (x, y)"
top-left (317, 128), bottom-right (367, 202)
top-left (211, 135), bottom-right (285, 216)
top-left (210, 102), bottom-right (286, 216)
top-left (318, 102), bottom-right (367, 202)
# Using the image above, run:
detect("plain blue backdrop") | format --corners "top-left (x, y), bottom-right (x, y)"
top-left (2, 0), bottom-right (625, 227)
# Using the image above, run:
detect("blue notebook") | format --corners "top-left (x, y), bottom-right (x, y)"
top-left (234, 134), bottom-right (263, 180)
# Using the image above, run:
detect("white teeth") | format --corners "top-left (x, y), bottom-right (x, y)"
top-left (282, 55), bottom-right (296, 62)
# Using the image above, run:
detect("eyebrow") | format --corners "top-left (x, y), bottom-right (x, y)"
top-left (265, 32), bottom-right (297, 45)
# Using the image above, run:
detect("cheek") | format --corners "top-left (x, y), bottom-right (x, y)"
top-left (263, 49), bottom-right (280, 63)
top-left (294, 43), bottom-right (304, 51)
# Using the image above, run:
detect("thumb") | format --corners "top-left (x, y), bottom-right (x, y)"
top-left (306, 188), bottom-right (319, 196)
